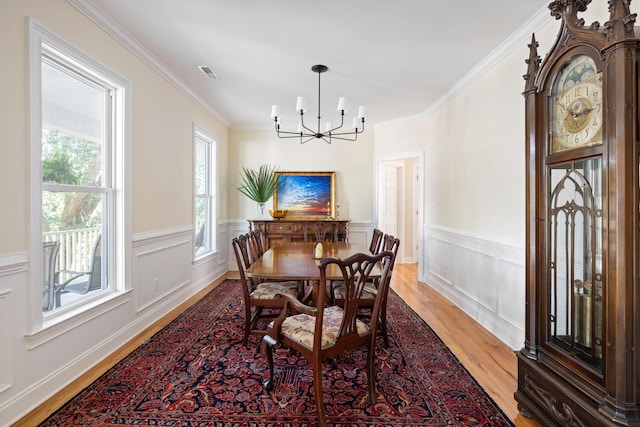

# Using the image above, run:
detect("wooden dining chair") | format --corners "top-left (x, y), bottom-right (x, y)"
top-left (248, 230), bottom-right (266, 260)
top-left (304, 222), bottom-right (338, 242)
top-left (232, 234), bottom-right (304, 346)
top-left (369, 228), bottom-right (384, 254)
top-left (262, 250), bottom-right (394, 427)
top-left (331, 234), bottom-right (400, 347)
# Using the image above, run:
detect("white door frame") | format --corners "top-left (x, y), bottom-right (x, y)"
top-left (373, 150), bottom-right (424, 279)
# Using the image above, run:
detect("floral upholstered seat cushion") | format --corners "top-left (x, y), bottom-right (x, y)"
top-left (332, 281), bottom-right (377, 300)
top-left (277, 305), bottom-right (369, 349)
top-left (250, 281), bottom-right (299, 300)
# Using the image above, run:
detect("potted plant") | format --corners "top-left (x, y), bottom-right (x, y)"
top-left (236, 164), bottom-right (279, 216)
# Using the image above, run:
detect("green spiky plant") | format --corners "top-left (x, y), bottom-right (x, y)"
top-left (236, 164), bottom-right (279, 205)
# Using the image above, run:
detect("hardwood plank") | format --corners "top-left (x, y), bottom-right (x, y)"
top-left (14, 265), bottom-right (540, 427)
top-left (390, 264), bottom-right (539, 427)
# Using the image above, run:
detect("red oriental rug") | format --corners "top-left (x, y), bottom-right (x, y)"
top-left (40, 279), bottom-right (514, 426)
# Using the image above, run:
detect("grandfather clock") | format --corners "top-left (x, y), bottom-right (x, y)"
top-left (515, 1), bottom-right (640, 426)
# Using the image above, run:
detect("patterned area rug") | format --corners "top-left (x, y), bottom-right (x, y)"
top-left (40, 279), bottom-right (514, 426)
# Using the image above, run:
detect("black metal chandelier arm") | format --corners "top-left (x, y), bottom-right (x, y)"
top-left (301, 135), bottom-right (320, 144)
top-left (330, 120), bottom-right (364, 136)
top-left (298, 113), bottom-right (317, 135)
top-left (299, 109), bottom-right (346, 135)
top-left (324, 111), bottom-right (346, 134)
top-left (271, 64), bottom-right (365, 144)
top-left (275, 123), bottom-right (310, 138)
top-left (277, 131), bottom-right (312, 139)
top-left (324, 133), bottom-right (359, 141)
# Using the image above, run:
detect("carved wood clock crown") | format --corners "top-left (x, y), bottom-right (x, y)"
top-left (515, 1), bottom-right (640, 426)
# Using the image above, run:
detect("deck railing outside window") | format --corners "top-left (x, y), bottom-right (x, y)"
top-left (43, 228), bottom-right (100, 273)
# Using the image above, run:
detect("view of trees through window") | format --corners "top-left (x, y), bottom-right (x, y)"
top-left (42, 129), bottom-right (102, 232)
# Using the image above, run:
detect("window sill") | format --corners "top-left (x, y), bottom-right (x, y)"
top-left (26, 289), bottom-right (132, 350)
top-left (193, 249), bottom-right (218, 264)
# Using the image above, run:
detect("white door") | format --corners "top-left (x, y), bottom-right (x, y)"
top-left (378, 163), bottom-right (399, 237)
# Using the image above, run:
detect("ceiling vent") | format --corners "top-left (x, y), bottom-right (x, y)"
top-left (198, 65), bottom-right (219, 79)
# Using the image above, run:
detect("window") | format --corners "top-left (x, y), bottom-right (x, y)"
top-left (194, 128), bottom-right (217, 257)
top-left (31, 21), bottom-right (129, 324)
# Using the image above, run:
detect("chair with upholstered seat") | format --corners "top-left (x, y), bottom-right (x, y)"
top-left (331, 234), bottom-right (400, 347)
top-left (42, 241), bottom-right (61, 312)
top-left (262, 250), bottom-right (394, 427)
top-left (232, 234), bottom-right (304, 345)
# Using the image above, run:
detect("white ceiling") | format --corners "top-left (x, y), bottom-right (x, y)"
top-left (76, 0), bottom-right (552, 131)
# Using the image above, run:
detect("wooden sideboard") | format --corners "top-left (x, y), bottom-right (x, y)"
top-left (247, 219), bottom-right (349, 249)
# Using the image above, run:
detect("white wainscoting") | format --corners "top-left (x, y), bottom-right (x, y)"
top-left (0, 289), bottom-right (13, 395)
top-left (0, 253), bottom-right (27, 398)
top-left (132, 225), bottom-right (228, 313)
top-left (423, 225), bottom-right (525, 350)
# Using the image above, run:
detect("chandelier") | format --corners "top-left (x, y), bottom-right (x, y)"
top-left (270, 64), bottom-right (365, 144)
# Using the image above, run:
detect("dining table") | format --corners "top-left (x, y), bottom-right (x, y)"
top-left (246, 241), bottom-right (374, 280)
top-left (245, 241), bottom-right (379, 304)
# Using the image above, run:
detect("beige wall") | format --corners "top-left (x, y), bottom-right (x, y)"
top-left (374, 15), bottom-right (560, 247)
top-left (229, 129), bottom-right (375, 222)
top-left (373, 3), bottom-right (609, 248)
top-left (0, 1), bottom-right (229, 423)
top-left (0, 0), bottom-right (229, 254)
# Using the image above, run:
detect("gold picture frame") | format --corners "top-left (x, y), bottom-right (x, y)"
top-left (273, 171), bottom-right (336, 220)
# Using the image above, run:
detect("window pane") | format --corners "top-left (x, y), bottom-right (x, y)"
top-left (195, 197), bottom-right (208, 255)
top-left (41, 54), bottom-right (109, 313)
top-left (194, 131), bottom-right (216, 256)
top-left (42, 61), bottom-right (103, 187)
top-left (42, 190), bottom-right (105, 311)
top-left (195, 139), bottom-right (207, 195)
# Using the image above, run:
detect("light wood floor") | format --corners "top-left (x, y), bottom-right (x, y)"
top-left (15, 264), bottom-right (540, 426)
top-left (390, 264), bottom-right (540, 427)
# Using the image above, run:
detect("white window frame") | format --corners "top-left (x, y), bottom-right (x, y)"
top-left (28, 20), bottom-right (131, 340)
top-left (193, 125), bottom-right (217, 259)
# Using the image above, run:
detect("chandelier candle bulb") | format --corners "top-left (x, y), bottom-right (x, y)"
top-left (358, 106), bottom-right (365, 119)
top-left (325, 122), bottom-right (332, 132)
top-left (297, 122), bottom-right (303, 133)
top-left (352, 117), bottom-right (358, 130)
top-left (270, 105), bottom-right (279, 118)
top-left (314, 242), bottom-right (323, 259)
top-left (296, 96), bottom-right (306, 113)
top-left (337, 97), bottom-right (346, 112)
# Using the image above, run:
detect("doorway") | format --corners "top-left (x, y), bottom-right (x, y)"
top-left (375, 153), bottom-right (423, 267)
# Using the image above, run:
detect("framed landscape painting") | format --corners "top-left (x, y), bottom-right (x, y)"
top-left (273, 171), bottom-right (335, 220)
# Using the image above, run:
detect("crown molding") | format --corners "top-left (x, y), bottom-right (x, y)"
top-left (66, 0), bottom-right (230, 128)
top-left (376, 4), bottom-right (553, 130)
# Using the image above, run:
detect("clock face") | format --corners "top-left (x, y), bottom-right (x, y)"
top-left (551, 55), bottom-right (603, 153)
